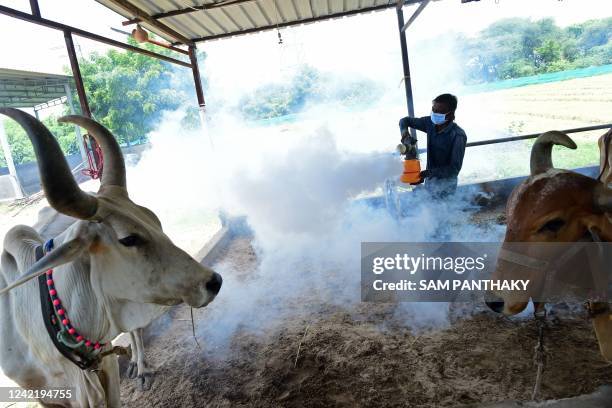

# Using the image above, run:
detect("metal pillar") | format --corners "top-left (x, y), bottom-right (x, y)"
top-left (0, 120), bottom-right (24, 198)
top-left (29, 0), bottom-right (40, 17)
top-left (64, 30), bottom-right (91, 118)
top-left (64, 83), bottom-right (88, 163)
top-left (188, 45), bottom-right (214, 147)
top-left (64, 29), bottom-right (102, 173)
top-left (396, 4), bottom-right (416, 138)
top-left (188, 45), bottom-right (206, 125)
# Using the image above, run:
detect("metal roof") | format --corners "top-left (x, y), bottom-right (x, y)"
top-left (94, 0), bottom-right (424, 44)
top-left (0, 68), bottom-right (73, 109)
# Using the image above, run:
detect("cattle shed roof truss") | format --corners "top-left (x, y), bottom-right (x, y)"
top-left (0, 68), bottom-right (74, 109)
top-left (95, 0), bottom-right (433, 44)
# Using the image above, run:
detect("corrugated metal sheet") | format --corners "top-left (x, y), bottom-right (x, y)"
top-left (0, 69), bottom-right (73, 108)
top-left (94, 0), bottom-right (402, 43)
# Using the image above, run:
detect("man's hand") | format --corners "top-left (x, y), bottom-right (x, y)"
top-left (410, 170), bottom-right (428, 185)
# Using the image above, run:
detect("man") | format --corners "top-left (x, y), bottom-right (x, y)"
top-left (399, 93), bottom-right (467, 196)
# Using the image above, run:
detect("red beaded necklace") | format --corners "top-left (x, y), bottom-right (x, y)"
top-left (45, 268), bottom-right (103, 350)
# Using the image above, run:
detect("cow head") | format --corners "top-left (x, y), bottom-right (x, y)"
top-left (486, 131), bottom-right (612, 316)
top-left (0, 109), bottom-right (222, 314)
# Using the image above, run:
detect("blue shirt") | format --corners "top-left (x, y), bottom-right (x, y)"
top-left (399, 116), bottom-right (467, 182)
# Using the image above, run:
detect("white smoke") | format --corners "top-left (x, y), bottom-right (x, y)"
top-left (122, 8), bottom-right (513, 352)
top-left (122, 98), bottom-right (505, 354)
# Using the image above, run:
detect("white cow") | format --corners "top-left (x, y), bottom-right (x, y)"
top-left (0, 109), bottom-right (222, 407)
top-left (35, 207), bottom-right (154, 391)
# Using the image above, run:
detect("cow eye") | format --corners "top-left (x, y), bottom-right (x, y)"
top-left (538, 218), bottom-right (565, 233)
top-left (119, 234), bottom-right (145, 247)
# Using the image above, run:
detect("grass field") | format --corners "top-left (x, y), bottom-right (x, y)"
top-left (458, 73), bottom-right (612, 182)
top-left (461, 74), bottom-right (612, 181)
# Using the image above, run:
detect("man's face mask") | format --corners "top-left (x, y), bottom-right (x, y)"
top-left (430, 111), bottom-right (447, 125)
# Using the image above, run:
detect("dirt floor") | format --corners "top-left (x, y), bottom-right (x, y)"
top-left (119, 228), bottom-right (612, 407)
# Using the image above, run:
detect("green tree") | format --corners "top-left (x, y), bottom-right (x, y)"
top-left (534, 39), bottom-right (563, 68)
top-left (1, 38), bottom-right (205, 166)
top-left (239, 64), bottom-right (382, 121)
top-left (1, 115), bottom-right (77, 165)
top-left (76, 39), bottom-right (200, 146)
top-left (458, 17), bottom-right (612, 84)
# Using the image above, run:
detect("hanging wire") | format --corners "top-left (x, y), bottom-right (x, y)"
top-left (273, 0), bottom-right (283, 44)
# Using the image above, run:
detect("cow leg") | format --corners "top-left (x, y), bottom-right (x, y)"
top-left (132, 328), bottom-right (154, 391)
top-left (99, 354), bottom-right (121, 408)
top-left (126, 331), bottom-right (138, 379)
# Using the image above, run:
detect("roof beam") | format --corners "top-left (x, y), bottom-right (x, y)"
top-left (122, 0), bottom-right (426, 27)
top-left (122, 0), bottom-right (255, 26)
top-left (0, 5), bottom-right (191, 68)
top-left (104, 0), bottom-right (194, 45)
top-left (400, 0), bottom-right (430, 32)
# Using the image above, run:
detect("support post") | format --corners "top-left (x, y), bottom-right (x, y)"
top-left (64, 83), bottom-right (88, 164)
top-left (396, 4), bottom-right (416, 139)
top-left (188, 45), bottom-right (209, 133)
top-left (64, 30), bottom-right (101, 173)
top-left (29, 0), bottom-right (40, 17)
top-left (0, 119), bottom-right (24, 198)
top-left (188, 46), bottom-right (206, 110)
top-left (64, 30), bottom-right (91, 117)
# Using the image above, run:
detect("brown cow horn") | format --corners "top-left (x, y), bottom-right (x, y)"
top-left (594, 184), bottom-right (612, 212)
top-left (530, 131), bottom-right (577, 175)
top-left (59, 116), bottom-right (127, 192)
top-left (0, 108), bottom-right (98, 219)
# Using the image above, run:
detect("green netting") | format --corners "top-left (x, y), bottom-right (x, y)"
top-left (463, 64), bottom-right (612, 94)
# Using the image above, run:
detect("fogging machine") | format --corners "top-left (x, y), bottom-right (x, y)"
top-left (397, 132), bottom-right (422, 185)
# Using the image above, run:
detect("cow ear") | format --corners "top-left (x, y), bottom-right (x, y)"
top-left (0, 223), bottom-right (99, 296)
top-left (581, 214), bottom-right (612, 243)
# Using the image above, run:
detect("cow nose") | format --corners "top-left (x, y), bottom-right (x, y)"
top-left (206, 272), bottom-right (222, 295)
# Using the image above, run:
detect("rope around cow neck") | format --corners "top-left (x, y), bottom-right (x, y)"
top-left (531, 309), bottom-right (547, 401)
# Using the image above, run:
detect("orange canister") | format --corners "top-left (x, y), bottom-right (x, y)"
top-left (400, 159), bottom-right (422, 184)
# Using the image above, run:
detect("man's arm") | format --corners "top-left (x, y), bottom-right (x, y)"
top-left (428, 131), bottom-right (467, 179)
top-left (399, 116), bottom-right (430, 135)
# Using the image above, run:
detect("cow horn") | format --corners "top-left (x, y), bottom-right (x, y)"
top-left (0, 108), bottom-right (98, 219)
top-left (594, 183), bottom-right (612, 212)
top-left (530, 131), bottom-right (577, 175)
top-left (59, 116), bottom-right (127, 192)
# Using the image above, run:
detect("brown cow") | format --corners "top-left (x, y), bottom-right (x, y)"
top-left (486, 131), bottom-right (612, 360)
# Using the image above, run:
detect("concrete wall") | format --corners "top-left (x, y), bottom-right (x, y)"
top-left (0, 175), bottom-right (19, 201)
top-left (0, 153), bottom-right (84, 198)
top-left (0, 143), bottom-right (151, 200)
